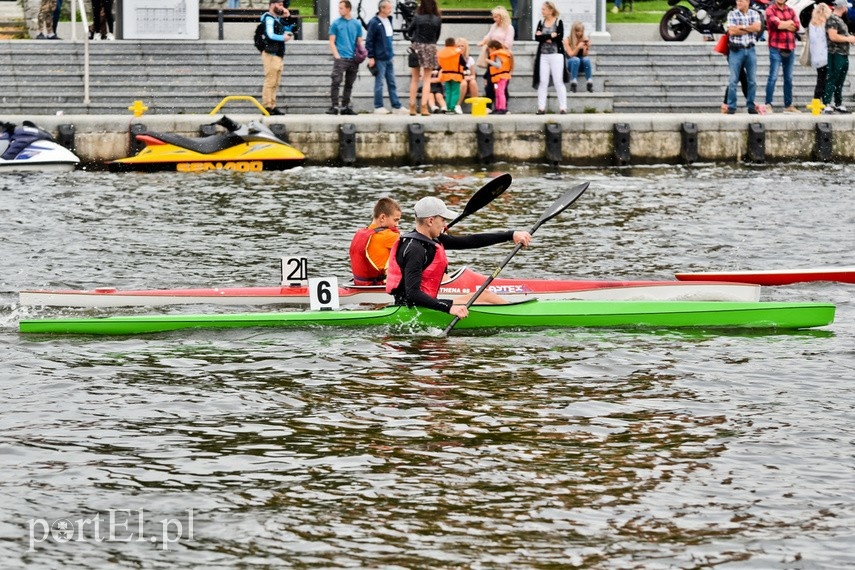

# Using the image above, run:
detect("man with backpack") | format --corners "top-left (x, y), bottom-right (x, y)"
top-left (257, 0), bottom-right (294, 115)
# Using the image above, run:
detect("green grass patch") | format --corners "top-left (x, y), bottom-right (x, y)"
top-left (607, 0), bottom-right (670, 24)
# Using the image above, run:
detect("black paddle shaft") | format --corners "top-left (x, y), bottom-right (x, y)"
top-left (442, 181), bottom-right (590, 335)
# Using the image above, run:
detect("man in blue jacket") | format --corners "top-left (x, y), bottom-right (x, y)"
top-left (365, 0), bottom-right (405, 114)
top-left (260, 0), bottom-right (294, 115)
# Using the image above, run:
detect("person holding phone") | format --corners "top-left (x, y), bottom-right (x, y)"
top-left (564, 21), bottom-right (593, 93)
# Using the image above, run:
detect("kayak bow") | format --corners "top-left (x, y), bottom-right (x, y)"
top-left (675, 267), bottom-right (855, 286)
top-left (19, 300), bottom-right (835, 336)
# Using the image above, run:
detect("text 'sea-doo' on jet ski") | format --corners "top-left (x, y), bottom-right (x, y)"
top-left (0, 121), bottom-right (80, 172)
top-left (108, 116), bottom-right (306, 172)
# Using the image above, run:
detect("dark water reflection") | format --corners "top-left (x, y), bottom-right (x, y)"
top-left (1, 165), bottom-right (854, 568)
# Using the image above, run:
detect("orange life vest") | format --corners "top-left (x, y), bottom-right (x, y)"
top-left (385, 232), bottom-right (448, 299)
top-left (349, 226), bottom-right (398, 285)
top-left (437, 46), bottom-right (464, 82)
top-left (488, 49), bottom-right (513, 83)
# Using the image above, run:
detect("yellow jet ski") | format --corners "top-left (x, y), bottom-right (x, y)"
top-left (109, 116), bottom-right (305, 172)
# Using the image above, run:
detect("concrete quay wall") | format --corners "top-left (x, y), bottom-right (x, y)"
top-left (11, 113), bottom-right (855, 167)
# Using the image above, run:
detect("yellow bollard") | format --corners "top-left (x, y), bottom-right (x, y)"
top-left (806, 98), bottom-right (825, 116)
top-left (128, 100), bottom-right (149, 117)
top-left (465, 96), bottom-right (492, 116)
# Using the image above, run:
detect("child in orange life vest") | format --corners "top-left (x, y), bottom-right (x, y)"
top-left (437, 37), bottom-right (467, 114)
top-left (348, 197), bottom-right (402, 285)
top-left (485, 39), bottom-right (513, 114)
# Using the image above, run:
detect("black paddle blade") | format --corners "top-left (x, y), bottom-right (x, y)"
top-left (447, 173), bottom-right (512, 229)
top-left (530, 181), bottom-right (590, 234)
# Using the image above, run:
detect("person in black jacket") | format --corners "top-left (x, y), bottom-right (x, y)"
top-left (260, 0), bottom-right (294, 115)
top-left (407, 0), bottom-right (443, 115)
top-left (366, 0), bottom-right (405, 114)
top-left (533, 2), bottom-right (568, 114)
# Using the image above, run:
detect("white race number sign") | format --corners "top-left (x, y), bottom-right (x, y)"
top-left (309, 277), bottom-right (340, 311)
top-left (280, 257), bottom-right (309, 287)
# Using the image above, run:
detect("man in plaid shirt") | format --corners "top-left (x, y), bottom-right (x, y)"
top-left (764, 0), bottom-right (801, 113)
top-left (725, 0), bottom-right (763, 114)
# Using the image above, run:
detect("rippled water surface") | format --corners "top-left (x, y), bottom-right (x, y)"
top-left (1, 164), bottom-right (853, 568)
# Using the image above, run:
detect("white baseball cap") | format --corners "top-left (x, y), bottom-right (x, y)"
top-left (414, 196), bottom-right (458, 220)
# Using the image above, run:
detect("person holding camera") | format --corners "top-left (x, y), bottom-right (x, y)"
top-left (259, 0), bottom-right (294, 116)
top-left (564, 21), bottom-right (593, 93)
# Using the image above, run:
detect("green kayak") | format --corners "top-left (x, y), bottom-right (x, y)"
top-left (18, 300), bottom-right (836, 336)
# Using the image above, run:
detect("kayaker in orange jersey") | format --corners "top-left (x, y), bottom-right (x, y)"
top-left (386, 196), bottom-right (532, 319)
top-left (349, 197), bottom-right (402, 285)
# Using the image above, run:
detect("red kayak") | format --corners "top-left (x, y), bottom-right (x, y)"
top-left (19, 267), bottom-right (760, 308)
top-left (675, 267), bottom-right (855, 286)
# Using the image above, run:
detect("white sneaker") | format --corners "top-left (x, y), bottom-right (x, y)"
top-left (765, 104), bottom-right (774, 114)
top-left (835, 105), bottom-right (850, 114)
top-left (454, 105), bottom-right (462, 114)
top-left (392, 107), bottom-right (409, 115)
top-left (822, 106), bottom-right (835, 114)
top-left (106, 33), bottom-right (115, 40)
top-left (373, 107), bottom-right (390, 114)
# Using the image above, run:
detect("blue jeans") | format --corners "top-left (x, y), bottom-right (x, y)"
top-left (373, 58), bottom-right (401, 109)
top-left (567, 56), bottom-right (592, 82)
top-left (727, 46), bottom-right (756, 112)
top-left (765, 46), bottom-right (794, 107)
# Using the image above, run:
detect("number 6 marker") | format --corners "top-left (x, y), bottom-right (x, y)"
top-left (308, 277), bottom-right (340, 311)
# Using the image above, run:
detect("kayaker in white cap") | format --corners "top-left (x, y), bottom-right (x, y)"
top-left (385, 196), bottom-right (532, 319)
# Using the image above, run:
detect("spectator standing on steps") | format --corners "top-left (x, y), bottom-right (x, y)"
top-left (533, 1), bottom-right (568, 114)
top-left (89, 0), bottom-right (115, 40)
top-left (806, 3), bottom-right (831, 104)
top-left (478, 6), bottom-right (514, 110)
top-left (407, 0), bottom-right (443, 116)
top-left (764, 0), bottom-right (800, 113)
top-left (822, 0), bottom-right (855, 114)
top-left (260, 0), bottom-right (294, 116)
top-left (327, 0), bottom-right (364, 115)
top-left (724, 0), bottom-right (762, 114)
top-left (366, 0), bottom-right (406, 114)
top-left (36, 0), bottom-right (59, 39)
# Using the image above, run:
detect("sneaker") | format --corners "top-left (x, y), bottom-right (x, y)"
top-left (536, 109), bottom-right (545, 115)
top-left (265, 107), bottom-right (284, 116)
top-left (822, 106), bottom-right (835, 115)
top-left (835, 105), bottom-right (850, 114)
top-left (106, 33), bottom-right (115, 40)
top-left (340, 107), bottom-right (357, 115)
top-left (570, 81), bottom-right (577, 93)
top-left (559, 109), bottom-right (566, 114)
top-left (727, 109), bottom-right (736, 115)
top-left (392, 107), bottom-right (409, 115)
top-left (47, 34), bottom-right (60, 40)
top-left (35, 33), bottom-right (46, 39)
top-left (756, 104), bottom-right (766, 115)
top-left (325, 107), bottom-right (339, 115)
top-left (429, 105), bottom-right (439, 113)
top-left (454, 105), bottom-right (462, 114)
top-left (765, 103), bottom-right (774, 114)
top-left (373, 107), bottom-right (390, 114)
top-left (784, 105), bottom-right (802, 113)
top-left (748, 106), bottom-right (759, 114)
top-left (587, 81), bottom-right (593, 93)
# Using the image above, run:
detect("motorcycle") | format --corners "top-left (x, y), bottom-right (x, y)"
top-left (109, 115), bottom-right (306, 172)
top-left (0, 121), bottom-right (80, 172)
top-left (660, 0), bottom-right (770, 41)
